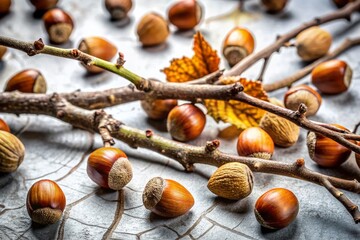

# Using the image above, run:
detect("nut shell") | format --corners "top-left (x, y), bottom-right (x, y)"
top-left (87, 147), bottom-right (132, 190)
top-left (136, 13), bottom-right (169, 46)
top-left (307, 124), bottom-right (353, 167)
top-left (0, 130), bottom-right (25, 173)
top-left (0, 0), bottom-right (11, 15)
top-left (141, 99), bottom-right (178, 120)
top-left (26, 179), bottom-right (66, 225)
top-left (168, 0), bottom-right (203, 30)
top-left (237, 127), bottom-right (274, 159)
top-left (255, 188), bottom-right (299, 229)
top-left (43, 8), bottom-right (74, 44)
top-left (167, 103), bottom-right (206, 142)
top-left (78, 36), bottom-right (118, 73)
top-left (295, 27), bottom-right (332, 61)
top-left (284, 85), bottom-right (322, 116)
top-left (261, 0), bottom-right (288, 13)
top-left (142, 177), bottom-right (194, 218)
top-left (0, 45), bottom-right (7, 60)
top-left (29, 0), bottom-right (58, 11)
top-left (4, 69), bottom-right (47, 93)
top-left (207, 162), bottom-right (254, 200)
top-left (105, 0), bottom-right (133, 20)
top-left (222, 27), bottom-right (255, 67)
top-left (311, 59), bottom-right (352, 94)
top-left (0, 118), bottom-right (10, 132)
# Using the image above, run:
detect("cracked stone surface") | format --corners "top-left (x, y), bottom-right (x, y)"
top-left (1, 0), bottom-right (360, 239)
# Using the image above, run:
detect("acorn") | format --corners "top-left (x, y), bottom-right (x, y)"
top-left (29, 0), bottom-right (58, 11)
top-left (311, 59), bottom-right (352, 94)
top-left (78, 36), bottom-right (118, 74)
top-left (104, 0), bottom-right (133, 20)
top-left (168, 0), bottom-right (203, 31)
top-left (4, 69), bottom-right (47, 93)
top-left (0, 130), bottom-right (25, 173)
top-left (207, 162), bottom-right (254, 200)
top-left (295, 26), bottom-right (332, 61)
top-left (260, 99), bottom-right (300, 147)
top-left (141, 99), bottom-right (178, 120)
top-left (136, 13), bottom-right (170, 46)
top-left (261, 0), bottom-right (288, 13)
top-left (0, 118), bottom-right (10, 132)
top-left (43, 8), bottom-right (74, 44)
top-left (167, 103), bottom-right (206, 142)
top-left (142, 177), bottom-right (194, 218)
top-left (0, 0), bottom-right (11, 15)
top-left (255, 188), bottom-right (299, 229)
top-left (237, 127), bottom-right (274, 159)
top-left (0, 45), bottom-right (7, 60)
top-left (307, 124), bottom-right (353, 167)
top-left (26, 179), bottom-right (66, 225)
top-left (284, 85), bottom-right (322, 116)
top-left (87, 147), bottom-right (133, 190)
top-left (222, 27), bottom-right (255, 67)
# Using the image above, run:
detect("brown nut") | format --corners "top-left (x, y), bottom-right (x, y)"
top-left (0, 0), bottom-right (11, 15)
top-left (295, 26), bottom-right (332, 61)
top-left (78, 36), bottom-right (118, 73)
top-left (43, 8), bottom-right (74, 44)
top-left (255, 188), bottom-right (299, 229)
top-left (0, 45), bottom-right (7, 60)
top-left (87, 147), bottom-right (133, 190)
top-left (167, 103), bottom-right (206, 142)
top-left (311, 59), bottom-right (352, 94)
top-left (27, 179), bottom-right (66, 225)
top-left (168, 0), bottom-right (203, 31)
top-left (136, 12), bottom-right (169, 46)
top-left (237, 127), bottom-right (274, 159)
top-left (0, 118), bottom-right (10, 132)
top-left (142, 177), bottom-right (194, 218)
top-left (105, 0), bottom-right (133, 20)
top-left (284, 85), bottom-right (322, 116)
top-left (141, 99), bottom-right (178, 120)
top-left (0, 130), bottom-right (25, 173)
top-left (307, 124), bottom-right (353, 167)
top-left (4, 69), bottom-right (47, 93)
top-left (29, 0), bottom-right (58, 11)
top-left (222, 27), bottom-right (255, 67)
top-left (261, 0), bottom-right (288, 13)
top-left (356, 142), bottom-right (360, 169)
top-left (207, 162), bottom-right (254, 200)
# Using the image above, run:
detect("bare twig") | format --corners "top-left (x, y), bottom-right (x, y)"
top-left (263, 37), bottom-right (360, 92)
top-left (257, 57), bottom-right (270, 82)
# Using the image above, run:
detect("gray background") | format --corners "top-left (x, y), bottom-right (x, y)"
top-left (1, 0), bottom-right (360, 239)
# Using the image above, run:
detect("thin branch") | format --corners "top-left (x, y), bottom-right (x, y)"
top-left (224, 0), bottom-right (360, 77)
top-left (321, 178), bottom-right (360, 223)
top-left (0, 93), bottom-right (358, 222)
top-left (257, 57), bottom-right (270, 82)
top-left (263, 37), bottom-right (360, 92)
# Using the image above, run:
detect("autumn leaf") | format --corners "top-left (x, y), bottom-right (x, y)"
top-left (204, 77), bottom-right (269, 130)
top-left (162, 32), bottom-right (220, 82)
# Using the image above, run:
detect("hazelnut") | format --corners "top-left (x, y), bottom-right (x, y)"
top-left (207, 162), bottom-right (254, 200)
top-left (260, 99), bottom-right (300, 147)
top-left (142, 177), bottom-right (194, 218)
top-left (222, 27), bottom-right (255, 67)
top-left (307, 124), bottom-right (353, 167)
top-left (0, 118), bottom-right (10, 132)
top-left (104, 0), bottom-right (133, 21)
top-left (168, 0), bottom-right (203, 31)
top-left (87, 147), bottom-right (133, 190)
top-left (261, 0), bottom-right (288, 13)
top-left (0, 0), bottom-right (11, 15)
top-left (255, 188), bottom-right (299, 229)
top-left (29, 0), bottom-right (58, 11)
top-left (27, 179), bottom-right (66, 225)
top-left (136, 13), bottom-right (169, 46)
top-left (78, 36), bottom-right (118, 74)
top-left (237, 127), bottom-right (274, 159)
top-left (356, 142), bottom-right (360, 169)
top-left (141, 99), bottom-right (178, 120)
top-left (284, 85), bottom-right (322, 116)
top-left (4, 69), bottom-right (47, 93)
top-left (311, 59), bottom-right (352, 94)
top-left (167, 103), bottom-right (206, 142)
top-left (0, 130), bottom-right (25, 173)
top-left (295, 26), bottom-right (332, 61)
top-left (43, 8), bottom-right (74, 44)
top-left (0, 45), bottom-right (7, 60)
